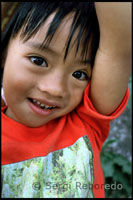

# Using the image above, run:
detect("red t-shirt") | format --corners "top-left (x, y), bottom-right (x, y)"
top-left (1, 83), bottom-right (129, 198)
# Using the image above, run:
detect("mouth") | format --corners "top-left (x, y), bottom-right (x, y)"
top-left (28, 98), bottom-right (58, 110)
top-left (27, 97), bottom-right (60, 116)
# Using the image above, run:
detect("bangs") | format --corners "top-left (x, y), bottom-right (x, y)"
top-left (2, 2), bottom-right (99, 66)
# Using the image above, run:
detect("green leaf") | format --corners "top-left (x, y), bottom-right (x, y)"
top-left (101, 139), bottom-right (118, 151)
top-left (101, 160), bottom-right (114, 177)
top-left (122, 163), bottom-right (131, 174)
top-left (113, 155), bottom-right (126, 166)
top-left (113, 167), bottom-right (131, 195)
top-left (113, 155), bottom-right (131, 175)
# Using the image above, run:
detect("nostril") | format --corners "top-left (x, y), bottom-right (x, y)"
top-left (36, 74), bottom-right (67, 98)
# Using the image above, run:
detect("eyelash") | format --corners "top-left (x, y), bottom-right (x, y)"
top-left (29, 56), bottom-right (48, 67)
top-left (28, 56), bottom-right (88, 81)
top-left (72, 71), bottom-right (89, 81)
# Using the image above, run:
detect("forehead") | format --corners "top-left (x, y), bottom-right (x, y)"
top-left (17, 11), bottom-right (92, 61)
top-left (32, 12), bottom-right (76, 53)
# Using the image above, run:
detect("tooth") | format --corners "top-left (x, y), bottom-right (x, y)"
top-left (33, 99), bottom-right (37, 103)
top-left (33, 100), bottom-right (57, 109)
top-left (40, 104), bottom-right (45, 107)
top-left (45, 105), bottom-right (50, 109)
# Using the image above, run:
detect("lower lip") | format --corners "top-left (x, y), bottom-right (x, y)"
top-left (28, 99), bottom-right (57, 116)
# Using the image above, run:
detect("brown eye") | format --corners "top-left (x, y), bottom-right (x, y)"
top-left (29, 56), bottom-right (48, 67)
top-left (72, 71), bottom-right (88, 80)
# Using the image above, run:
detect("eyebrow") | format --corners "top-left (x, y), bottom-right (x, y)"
top-left (26, 41), bottom-right (58, 55)
top-left (25, 41), bottom-right (91, 65)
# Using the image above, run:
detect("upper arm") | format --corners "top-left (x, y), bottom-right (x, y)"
top-left (90, 50), bottom-right (131, 115)
top-left (90, 2), bottom-right (131, 115)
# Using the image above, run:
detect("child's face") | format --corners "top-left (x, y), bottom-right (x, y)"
top-left (3, 12), bottom-right (91, 127)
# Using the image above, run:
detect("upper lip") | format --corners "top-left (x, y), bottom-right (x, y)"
top-left (28, 97), bottom-right (61, 108)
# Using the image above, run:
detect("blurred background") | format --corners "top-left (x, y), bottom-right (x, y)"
top-left (101, 76), bottom-right (132, 198)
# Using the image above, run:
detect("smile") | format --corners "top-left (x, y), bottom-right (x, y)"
top-left (31, 99), bottom-right (57, 110)
top-left (28, 97), bottom-right (59, 116)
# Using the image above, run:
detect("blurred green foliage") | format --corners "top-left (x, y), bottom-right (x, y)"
top-left (101, 77), bottom-right (132, 198)
top-left (100, 139), bottom-right (132, 198)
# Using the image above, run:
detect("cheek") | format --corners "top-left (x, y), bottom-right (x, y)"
top-left (3, 64), bottom-right (33, 103)
top-left (68, 85), bottom-right (86, 110)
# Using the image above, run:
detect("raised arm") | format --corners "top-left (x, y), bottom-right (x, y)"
top-left (90, 2), bottom-right (131, 115)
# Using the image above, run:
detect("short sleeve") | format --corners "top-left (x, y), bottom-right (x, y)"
top-left (76, 82), bottom-right (130, 148)
top-left (84, 82), bottom-right (130, 121)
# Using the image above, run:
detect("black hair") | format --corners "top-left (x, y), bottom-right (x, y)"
top-left (2, 2), bottom-right (99, 71)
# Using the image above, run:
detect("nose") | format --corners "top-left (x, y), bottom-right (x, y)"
top-left (37, 71), bottom-right (68, 98)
